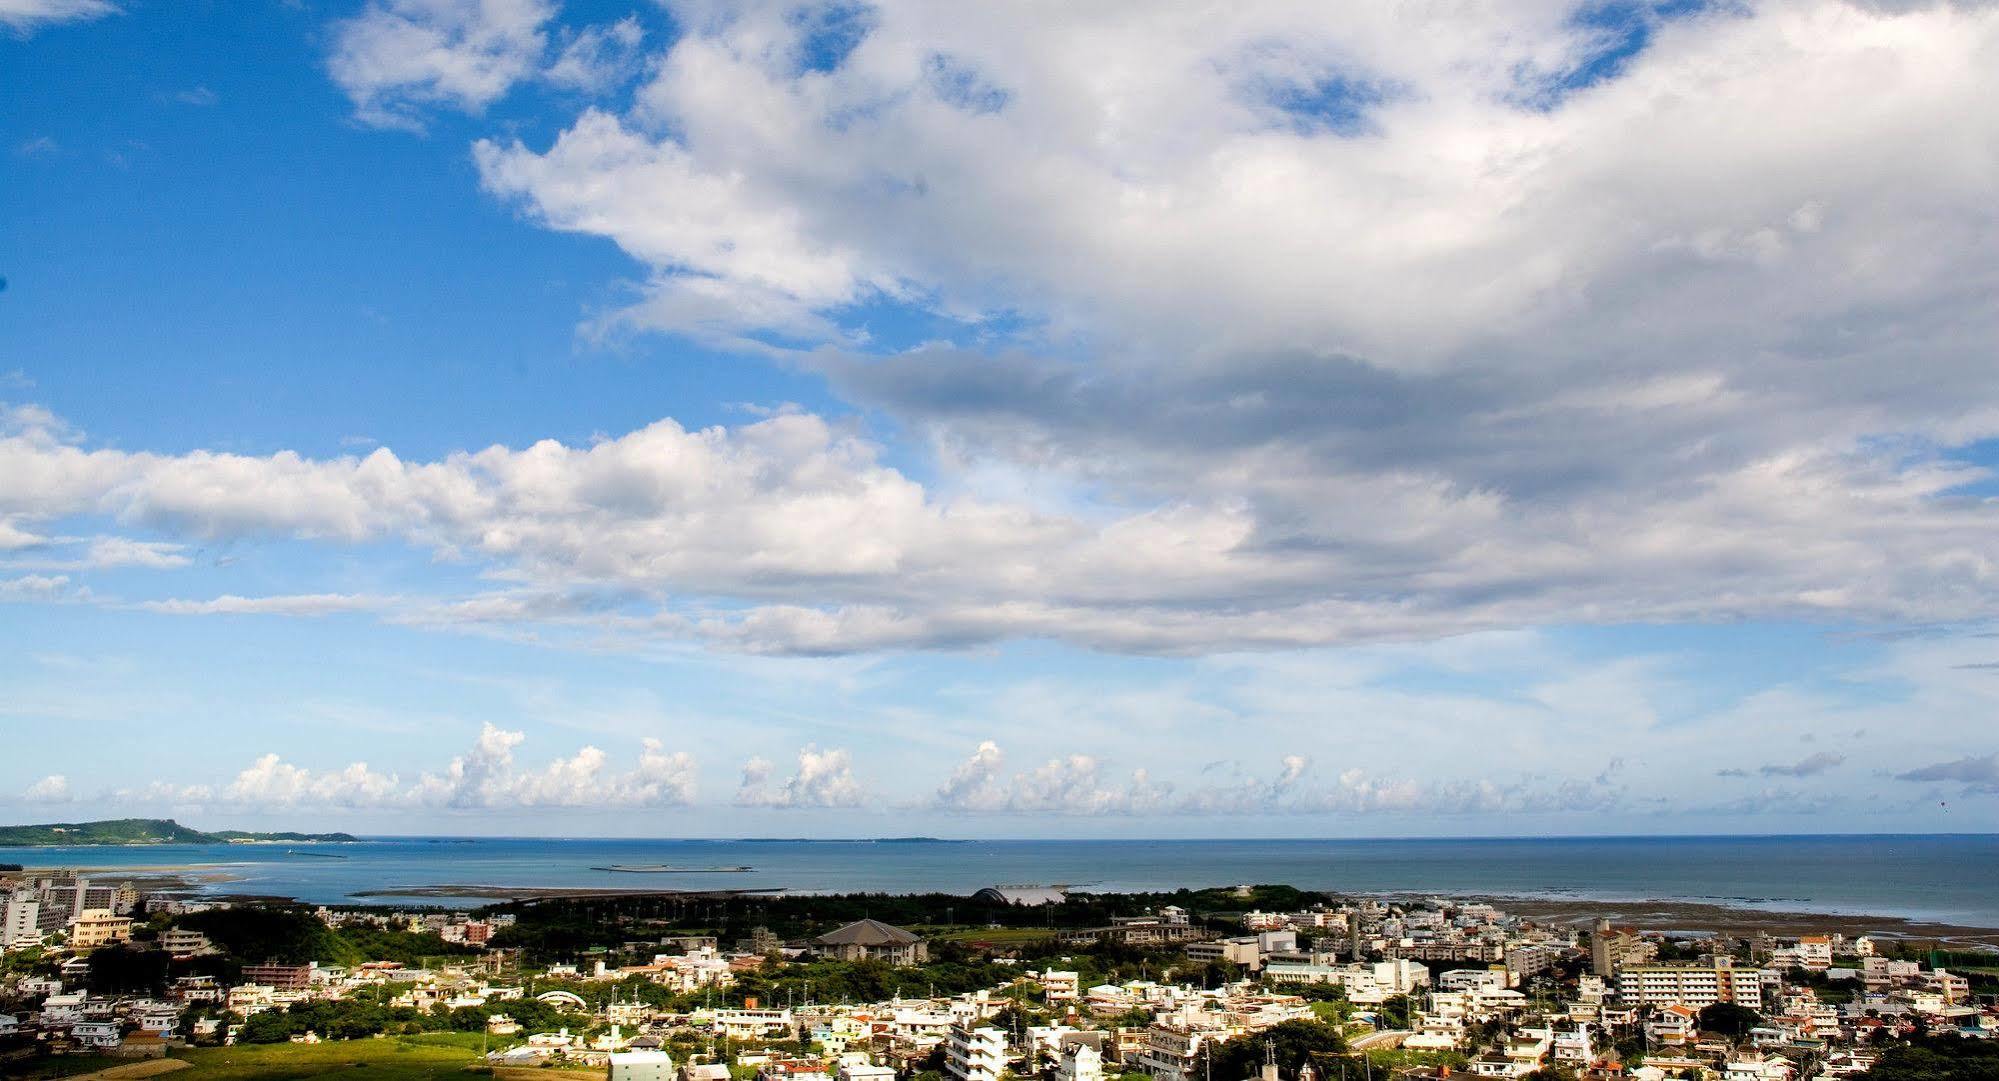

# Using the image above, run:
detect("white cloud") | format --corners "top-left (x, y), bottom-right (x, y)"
top-left (155, 724), bottom-right (701, 811)
top-left (329, 0), bottom-right (555, 129)
top-left (82, 537), bottom-right (189, 569)
top-left (0, 573), bottom-right (71, 601)
top-left (406, 722), bottom-right (699, 808)
top-left (472, 0), bottom-right (1999, 369)
top-left (928, 737), bottom-right (1624, 818)
top-left (928, 741), bottom-right (1171, 815)
top-left (22, 774), bottom-right (70, 802)
top-left (0, 518), bottom-right (43, 549)
top-left (226, 754), bottom-right (402, 808)
top-left (735, 744), bottom-right (864, 807)
top-left (7, 3), bottom-right (1999, 672)
top-left (0, 0), bottom-right (115, 35)
top-left (545, 16), bottom-right (645, 94)
top-left (133, 593), bottom-right (395, 617)
top-left (10, 396), bottom-right (1999, 658)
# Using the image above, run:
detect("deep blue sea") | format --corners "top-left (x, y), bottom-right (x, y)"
top-left (6, 835), bottom-right (1998, 927)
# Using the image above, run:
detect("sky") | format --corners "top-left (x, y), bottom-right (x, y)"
top-left (3, 0), bottom-right (1999, 838)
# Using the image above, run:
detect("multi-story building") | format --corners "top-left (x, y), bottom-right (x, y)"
top-left (2, 893), bottom-right (41, 948)
top-left (710, 1007), bottom-right (796, 1040)
top-left (1617, 959), bottom-right (1763, 1010)
top-left (1504, 944), bottom-right (1565, 982)
top-left (1590, 920), bottom-right (1655, 977)
top-left (240, 963), bottom-right (315, 991)
top-left (160, 928), bottom-right (215, 957)
top-left (1056, 1043), bottom-right (1105, 1081)
top-left (1041, 970), bottom-right (1080, 1002)
top-left (68, 909), bottom-right (133, 949)
top-left (944, 1024), bottom-right (1008, 1081)
top-left (1057, 918), bottom-right (1207, 948)
top-left (1131, 1023), bottom-right (1226, 1081)
top-left (1794, 935), bottom-right (1834, 970)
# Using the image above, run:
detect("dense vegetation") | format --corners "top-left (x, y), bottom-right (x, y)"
top-left (1863, 1035), bottom-right (1999, 1080)
top-left (1194, 1019), bottom-right (1348, 1080)
top-left (174, 905), bottom-right (479, 968)
top-left (1697, 1002), bottom-right (1762, 1038)
top-left (236, 985), bottom-right (586, 1044)
top-left (484, 883), bottom-right (1326, 963)
top-left (0, 818), bottom-right (357, 846)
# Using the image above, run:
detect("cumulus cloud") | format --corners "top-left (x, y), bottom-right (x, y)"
top-left (735, 745), bottom-right (864, 807)
top-left (227, 754), bottom-right (402, 808)
top-left (22, 774), bottom-right (71, 802)
top-left (0, 518), bottom-right (44, 549)
top-left (930, 741), bottom-right (1621, 817)
top-left (0, 0), bottom-right (116, 35)
top-left (929, 741), bottom-right (1173, 815)
top-left (1895, 752), bottom-right (1999, 794)
top-left (329, 0), bottom-right (555, 129)
top-left (13, 398), bottom-right (1999, 658)
top-left (0, 573), bottom-right (74, 601)
top-left (11, 2), bottom-right (1999, 666)
top-left (102, 725), bottom-right (699, 811)
top-left (455, 0), bottom-right (1999, 657)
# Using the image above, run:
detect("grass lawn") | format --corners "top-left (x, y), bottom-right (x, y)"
top-left (3, 1054), bottom-right (131, 1079)
top-left (163, 1036), bottom-right (488, 1080)
top-left (926, 926), bottom-right (1057, 946)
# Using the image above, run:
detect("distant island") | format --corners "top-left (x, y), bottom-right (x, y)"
top-left (0, 818), bottom-right (360, 847)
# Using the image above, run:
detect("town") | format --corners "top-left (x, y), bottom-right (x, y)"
top-left (1, 874), bottom-right (1992, 1081)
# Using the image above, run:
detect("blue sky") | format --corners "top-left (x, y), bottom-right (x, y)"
top-left (4, 0), bottom-right (1999, 836)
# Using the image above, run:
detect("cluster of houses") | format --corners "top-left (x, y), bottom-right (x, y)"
top-left (2, 879), bottom-right (1995, 1081)
top-left (3, 872), bottom-right (141, 955)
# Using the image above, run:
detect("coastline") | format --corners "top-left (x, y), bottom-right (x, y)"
top-left (350, 884), bottom-right (785, 900)
top-left (1439, 892), bottom-right (1999, 948)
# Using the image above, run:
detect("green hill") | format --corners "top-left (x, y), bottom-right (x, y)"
top-left (0, 818), bottom-right (358, 846)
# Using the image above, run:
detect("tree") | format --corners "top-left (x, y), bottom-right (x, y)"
top-left (1864, 1035), bottom-right (1999, 1081)
top-left (1198, 1020), bottom-right (1348, 1081)
top-left (86, 945), bottom-right (169, 995)
top-left (1696, 1002), bottom-right (1760, 1038)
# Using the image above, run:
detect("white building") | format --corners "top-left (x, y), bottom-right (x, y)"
top-left (2, 893), bottom-right (42, 948)
top-left (42, 993), bottom-right (88, 1024)
top-left (944, 1024), bottom-right (1009, 1081)
top-left (1057, 1043), bottom-right (1105, 1081)
top-left (1041, 970), bottom-right (1080, 1003)
top-left (610, 1051), bottom-right (676, 1081)
top-left (71, 1020), bottom-right (122, 1049)
top-left (1618, 960), bottom-right (1763, 1010)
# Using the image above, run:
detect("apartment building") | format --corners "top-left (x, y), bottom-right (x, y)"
top-left (240, 963), bottom-right (315, 991)
top-left (67, 909), bottom-right (133, 949)
top-left (2, 893), bottom-right (41, 948)
top-left (1617, 959), bottom-right (1764, 1010)
top-left (944, 1024), bottom-right (1009, 1081)
top-left (160, 928), bottom-right (215, 957)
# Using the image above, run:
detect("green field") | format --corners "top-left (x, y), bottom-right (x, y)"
top-left (169, 1035), bottom-right (485, 1080)
top-left (925, 925), bottom-right (1057, 946)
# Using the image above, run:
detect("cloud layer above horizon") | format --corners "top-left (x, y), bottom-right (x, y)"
top-left (5, 0), bottom-right (1999, 829)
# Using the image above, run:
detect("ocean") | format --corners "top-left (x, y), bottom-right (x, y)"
top-left (7, 834), bottom-right (1999, 927)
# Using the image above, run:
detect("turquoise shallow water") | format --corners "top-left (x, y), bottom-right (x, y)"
top-left (6, 834), bottom-right (1998, 925)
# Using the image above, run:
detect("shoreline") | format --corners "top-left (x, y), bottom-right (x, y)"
top-left (1430, 892), bottom-right (1999, 948)
top-left (350, 884), bottom-right (787, 900)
